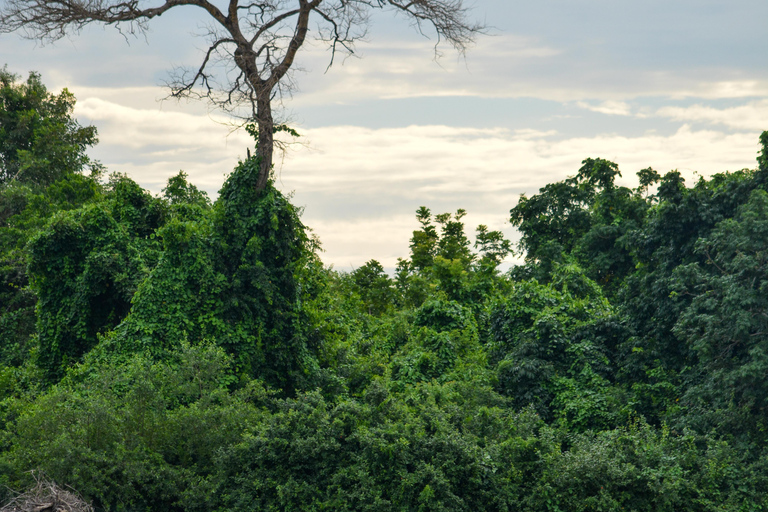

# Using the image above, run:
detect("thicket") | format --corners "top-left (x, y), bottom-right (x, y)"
top-left (2, 69), bottom-right (768, 511)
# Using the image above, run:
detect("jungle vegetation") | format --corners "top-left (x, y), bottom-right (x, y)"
top-left (2, 68), bottom-right (768, 511)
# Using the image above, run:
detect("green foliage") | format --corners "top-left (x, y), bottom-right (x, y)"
top-left (0, 68), bottom-right (98, 186)
top-left (390, 299), bottom-right (483, 387)
top-left (0, 172), bottom-right (102, 368)
top-left (759, 130), bottom-right (768, 174)
top-left (619, 166), bottom-right (763, 423)
top-left (1, 80), bottom-right (767, 512)
top-left (28, 175), bottom-right (164, 381)
top-left (510, 158), bottom-right (621, 262)
top-left (244, 122), bottom-right (301, 140)
top-left (0, 70), bottom-right (102, 369)
top-left (671, 189), bottom-right (768, 441)
top-left (0, 342), bottom-right (262, 512)
top-left (162, 171), bottom-right (210, 210)
top-left (102, 157), bottom-right (320, 393)
top-left (401, 206), bottom-right (511, 308)
top-left (528, 421), bottom-right (767, 511)
top-left (410, 206), bottom-right (440, 271)
top-left (214, 383), bottom-right (542, 512)
top-left (474, 224), bottom-right (512, 268)
top-left (511, 158), bottom-right (652, 296)
top-left (490, 264), bottom-right (621, 429)
top-left (351, 259), bottom-right (397, 316)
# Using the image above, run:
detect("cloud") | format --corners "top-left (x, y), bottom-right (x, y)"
top-left (282, 125), bottom-right (760, 267)
top-left (3, 0), bottom-right (768, 115)
top-left (8, 22), bottom-right (768, 118)
top-left (656, 100), bottom-right (768, 132)
top-left (74, 96), bottom-right (251, 192)
top-left (71, 93), bottom-right (763, 268)
top-left (286, 30), bottom-right (768, 106)
top-left (678, 81), bottom-right (768, 100)
top-left (576, 101), bottom-right (633, 116)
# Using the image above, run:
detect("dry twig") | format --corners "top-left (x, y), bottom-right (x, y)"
top-left (1, 473), bottom-right (93, 512)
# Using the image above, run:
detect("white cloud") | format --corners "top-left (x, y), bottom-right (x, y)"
top-left (72, 93), bottom-right (763, 268)
top-left (676, 80), bottom-right (768, 100)
top-left (75, 97), bottom-right (237, 149)
top-left (74, 96), bottom-right (251, 192)
top-left (656, 100), bottom-right (768, 132)
top-left (4, 0), bottom-right (768, 116)
top-left (576, 101), bottom-right (633, 116)
top-left (283, 125), bottom-right (760, 267)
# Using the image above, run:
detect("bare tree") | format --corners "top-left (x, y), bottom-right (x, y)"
top-left (0, 0), bottom-right (483, 190)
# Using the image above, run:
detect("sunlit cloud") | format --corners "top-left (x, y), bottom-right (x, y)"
top-left (72, 95), bottom-right (763, 268)
top-left (2, 0), bottom-right (766, 274)
top-left (576, 101), bottom-right (633, 116)
top-left (76, 97), bottom-right (242, 149)
top-left (656, 100), bottom-right (768, 132)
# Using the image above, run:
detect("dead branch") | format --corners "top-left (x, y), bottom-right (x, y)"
top-left (1, 473), bottom-right (93, 512)
top-left (0, 0), bottom-right (484, 189)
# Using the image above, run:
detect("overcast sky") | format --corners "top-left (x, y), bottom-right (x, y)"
top-left (2, 0), bottom-right (767, 270)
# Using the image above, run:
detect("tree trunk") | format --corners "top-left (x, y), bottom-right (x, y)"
top-left (255, 88), bottom-right (273, 191)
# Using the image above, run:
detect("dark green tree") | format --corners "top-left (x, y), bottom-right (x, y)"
top-left (0, 68), bottom-right (98, 186)
top-left (351, 259), bottom-right (396, 316)
top-left (0, 173), bottom-right (101, 367)
top-left (672, 189), bottom-right (768, 441)
top-left (28, 175), bottom-right (165, 381)
top-left (511, 157), bottom-right (650, 295)
top-left (0, 70), bottom-right (101, 368)
top-left (510, 158), bottom-right (620, 262)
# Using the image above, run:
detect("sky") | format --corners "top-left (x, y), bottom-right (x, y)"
top-left (2, 0), bottom-right (768, 271)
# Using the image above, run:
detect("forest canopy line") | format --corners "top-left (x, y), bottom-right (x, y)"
top-left (3, 70), bottom-right (768, 510)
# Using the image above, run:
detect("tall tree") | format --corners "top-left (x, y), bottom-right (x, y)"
top-left (0, 0), bottom-right (482, 190)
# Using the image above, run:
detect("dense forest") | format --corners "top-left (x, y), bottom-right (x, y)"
top-left (2, 68), bottom-right (768, 511)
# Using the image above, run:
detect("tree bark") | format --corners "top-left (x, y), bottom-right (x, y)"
top-left (249, 0), bottom-right (317, 191)
top-left (255, 87), bottom-right (273, 191)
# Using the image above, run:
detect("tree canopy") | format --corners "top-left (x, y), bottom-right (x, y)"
top-left (3, 70), bottom-right (768, 511)
top-left (0, 68), bottom-right (98, 186)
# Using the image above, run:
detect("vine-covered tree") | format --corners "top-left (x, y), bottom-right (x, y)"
top-left (0, 0), bottom-right (482, 190)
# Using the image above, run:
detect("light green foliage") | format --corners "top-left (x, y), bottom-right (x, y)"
top-left (474, 224), bottom-right (512, 268)
top-left (434, 209), bottom-right (473, 266)
top-left (98, 157), bottom-right (320, 393)
top-left (401, 206), bottom-right (511, 307)
top-left (162, 170), bottom-right (210, 216)
top-left (410, 206), bottom-right (440, 271)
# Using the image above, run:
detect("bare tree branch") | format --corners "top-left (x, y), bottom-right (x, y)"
top-left (384, 0), bottom-right (482, 53)
top-left (0, 0), bottom-right (484, 190)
